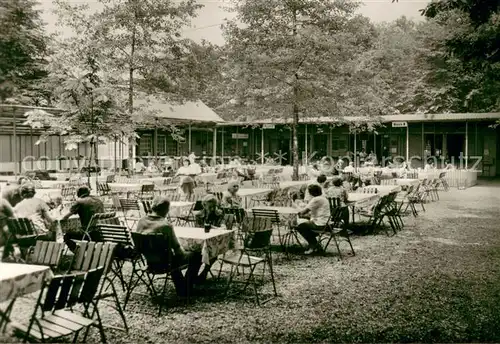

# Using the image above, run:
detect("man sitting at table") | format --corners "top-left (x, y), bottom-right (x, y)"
top-left (14, 184), bottom-right (55, 238)
top-left (195, 194), bottom-right (225, 227)
top-left (2, 177), bottom-right (28, 207)
top-left (296, 184), bottom-right (331, 255)
top-left (61, 186), bottom-right (105, 250)
top-left (221, 182), bottom-right (242, 208)
top-left (136, 196), bottom-right (202, 297)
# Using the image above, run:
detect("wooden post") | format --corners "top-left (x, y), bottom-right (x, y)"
top-left (261, 126), bottom-right (264, 164)
top-left (353, 129), bottom-right (357, 168)
top-left (465, 121), bottom-right (469, 169)
top-left (12, 107), bottom-right (17, 176)
top-left (221, 128), bottom-right (225, 164)
top-left (188, 124), bottom-right (192, 153)
top-left (213, 127), bottom-right (217, 164)
top-left (305, 124), bottom-right (308, 165)
top-left (406, 125), bottom-right (409, 162)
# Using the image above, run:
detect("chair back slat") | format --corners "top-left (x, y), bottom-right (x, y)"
top-left (73, 241), bottom-right (88, 270)
top-left (85, 212), bottom-right (118, 233)
top-left (89, 242), bottom-right (104, 269)
top-left (54, 276), bottom-right (75, 310)
top-left (80, 242), bottom-right (96, 270)
top-left (141, 200), bottom-right (152, 214)
top-left (96, 224), bottom-right (134, 246)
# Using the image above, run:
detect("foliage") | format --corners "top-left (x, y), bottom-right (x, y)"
top-left (421, 0), bottom-right (500, 112)
top-left (23, 37), bottom-right (135, 142)
top-left (220, 0), bottom-right (390, 178)
top-left (0, 0), bottom-right (49, 103)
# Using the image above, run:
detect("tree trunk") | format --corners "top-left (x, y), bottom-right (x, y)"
top-left (93, 141), bottom-right (99, 191)
top-left (128, 24), bottom-right (137, 176)
top-left (292, 84), bottom-right (300, 181)
top-left (88, 140), bottom-right (94, 189)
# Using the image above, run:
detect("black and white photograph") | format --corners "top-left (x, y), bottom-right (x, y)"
top-left (0, 0), bottom-right (499, 342)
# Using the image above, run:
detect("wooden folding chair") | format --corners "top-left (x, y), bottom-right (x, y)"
top-left (11, 267), bottom-right (107, 343)
top-left (118, 198), bottom-right (142, 230)
top-left (218, 217), bottom-right (277, 305)
top-left (129, 232), bottom-right (187, 316)
top-left (70, 241), bottom-right (128, 332)
top-left (3, 218), bottom-right (44, 262)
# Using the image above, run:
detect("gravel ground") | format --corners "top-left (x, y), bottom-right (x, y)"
top-left (2, 184), bottom-right (500, 343)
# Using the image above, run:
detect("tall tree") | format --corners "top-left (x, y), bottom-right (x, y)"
top-left (53, 0), bottom-right (204, 169)
top-left (421, 0), bottom-right (500, 112)
top-left (24, 40), bottom-right (135, 187)
top-left (221, 0), bottom-right (386, 180)
top-left (0, 0), bottom-right (49, 103)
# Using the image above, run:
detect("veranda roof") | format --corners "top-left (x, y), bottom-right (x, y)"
top-left (134, 97), bottom-right (224, 124)
top-left (218, 112), bottom-right (500, 126)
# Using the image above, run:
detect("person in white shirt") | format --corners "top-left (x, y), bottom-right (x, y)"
top-left (189, 159), bottom-right (202, 175)
top-left (308, 163), bottom-right (321, 179)
top-left (296, 184), bottom-right (330, 255)
top-left (134, 159), bottom-right (146, 173)
top-left (343, 162), bottom-right (355, 173)
top-left (424, 160), bottom-right (433, 171)
top-left (188, 152), bottom-right (197, 164)
top-left (175, 159), bottom-right (195, 199)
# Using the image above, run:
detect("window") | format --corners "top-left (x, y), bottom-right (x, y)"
top-left (139, 134), bottom-right (152, 156)
top-left (157, 135), bottom-right (166, 154)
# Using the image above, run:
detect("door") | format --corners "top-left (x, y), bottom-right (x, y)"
top-left (446, 134), bottom-right (465, 162)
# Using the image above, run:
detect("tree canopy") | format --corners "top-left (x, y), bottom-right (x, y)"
top-left (0, 0), bottom-right (49, 103)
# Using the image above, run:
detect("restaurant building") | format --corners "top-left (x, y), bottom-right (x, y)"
top-left (0, 104), bottom-right (499, 177)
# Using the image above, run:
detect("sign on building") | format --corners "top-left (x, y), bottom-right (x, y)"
top-left (232, 133), bottom-right (249, 139)
top-left (262, 124), bottom-right (275, 129)
top-left (392, 121), bottom-right (408, 128)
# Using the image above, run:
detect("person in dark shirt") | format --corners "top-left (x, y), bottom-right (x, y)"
top-left (195, 194), bottom-right (225, 227)
top-left (2, 177), bottom-right (27, 207)
top-left (136, 196), bottom-right (202, 297)
top-left (62, 186), bottom-right (105, 251)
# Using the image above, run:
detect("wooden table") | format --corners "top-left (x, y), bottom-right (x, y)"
top-left (0, 263), bottom-right (53, 331)
top-left (173, 227), bottom-right (235, 265)
top-left (395, 179), bottom-right (420, 186)
top-left (238, 188), bottom-right (272, 208)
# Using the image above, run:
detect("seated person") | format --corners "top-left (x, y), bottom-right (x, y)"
top-left (325, 177), bottom-right (348, 204)
top-left (2, 177), bottom-right (27, 207)
top-left (162, 166), bottom-right (175, 177)
top-left (308, 164), bottom-right (321, 179)
top-left (296, 184), bottom-right (331, 255)
top-left (343, 162), bottom-right (355, 173)
top-left (221, 182), bottom-right (242, 208)
top-left (304, 174), bottom-right (328, 202)
top-left (136, 196), bottom-right (202, 297)
top-left (134, 159), bottom-right (146, 173)
top-left (195, 194), bottom-right (225, 227)
top-left (290, 191), bottom-right (307, 209)
top-left (0, 198), bottom-right (16, 258)
top-left (341, 174), bottom-right (353, 191)
top-left (61, 186), bottom-right (105, 251)
top-left (424, 160), bottom-right (433, 171)
top-left (176, 159), bottom-right (195, 200)
top-left (14, 184), bottom-right (55, 238)
top-left (444, 160), bottom-right (455, 170)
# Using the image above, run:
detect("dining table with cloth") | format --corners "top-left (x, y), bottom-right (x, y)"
top-left (237, 188), bottom-right (272, 208)
top-left (0, 263), bottom-right (53, 331)
top-left (173, 227), bottom-right (236, 265)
